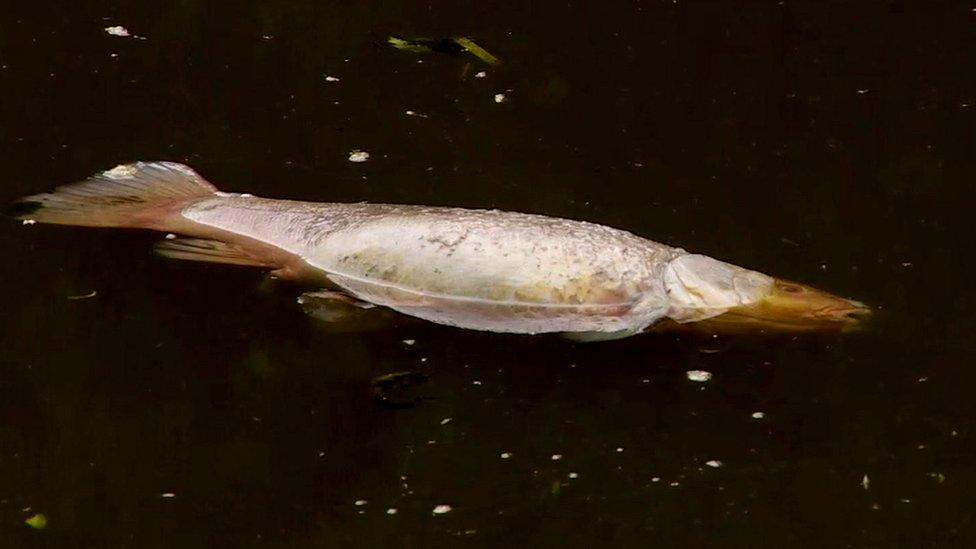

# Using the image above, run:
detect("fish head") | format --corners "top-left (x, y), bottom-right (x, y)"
top-left (663, 254), bottom-right (870, 333)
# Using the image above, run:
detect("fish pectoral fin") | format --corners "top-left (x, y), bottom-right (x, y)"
top-left (299, 290), bottom-right (377, 311)
top-left (298, 290), bottom-right (400, 332)
top-left (154, 238), bottom-right (271, 267)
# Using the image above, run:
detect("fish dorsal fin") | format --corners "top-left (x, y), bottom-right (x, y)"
top-left (154, 237), bottom-right (270, 267)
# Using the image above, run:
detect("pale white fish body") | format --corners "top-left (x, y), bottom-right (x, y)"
top-left (16, 162), bottom-right (777, 337)
top-left (182, 197), bottom-right (676, 334)
top-left (181, 196), bottom-right (774, 335)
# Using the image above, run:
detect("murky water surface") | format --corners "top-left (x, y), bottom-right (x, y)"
top-left (2, 2), bottom-right (974, 547)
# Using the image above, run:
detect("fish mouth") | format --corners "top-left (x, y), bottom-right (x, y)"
top-left (674, 279), bottom-right (872, 333)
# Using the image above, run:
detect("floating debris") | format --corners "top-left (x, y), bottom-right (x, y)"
top-left (686, 370), bottom-right (712, 382)
top-left (551, 454), bottom-right (563, 461)
top-left (104, 26), bottom-right (131, 37)
top-left (928, 472), bottom-right (946, 484)
top-left (386, 508), bottom-right (398, 515)
top-left (475, 71), bottom-right (487, 78)
top-left (24, 513), bottom-right (47, 529)
top-left (348, 150), bottom-right (370, 163)
top-left (751, 411), bottom-right (765, 419)
top-left (440, 417), bottom-right (453, 425)
top-left (386, 36), bottom-right (499, 65)
top-left (324, 75), bottom-right (340, 82)
top-left (862, 475), bottom-right (870, 490)
top-left (67, 290), bottom-right (97, 301)
top-left (160, 493), bottom-right (176, 499)
top-left (355, 499), bottom-right (368, 506)
top-left (452, 37), bottom-right (500, 66)
top-left (432, 504), bottom-right (452, 515)
top-left (616, 447), bottom-right (624, 453)
top-left (402, 339), bottom-right (416, 345)
top-left (500, 452), bottom-right (512, 459)
top-left (493, 93), bottom-right (507, 104)
top-left (651, 477), bottom-right (661, 483)
top-left (705, 460), bottom-right (723, 468)
top-left (568, 472), bottom-right (579, 479)
top-left (404, 110), bottom-right (429, 118)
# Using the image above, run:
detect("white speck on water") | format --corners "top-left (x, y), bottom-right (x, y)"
top-left (104, 26), bottom-right (131, 37)
top-left (386, 508), bottom-right (398, 515)
top-left (160, 493), bottom-right (175, 498)
top-left (440, 418), bottom-right (452, 425)
top-left (857, 89), bottom-right (870, 95)
top-left (641, 378), bottom-right (650, 384)
top-left (354, 499), bottom-right (367, 506)
top-left (705, 460), bottom-right (723, 468)
top-left (475, 71), bottom-right (487, 78)
top-left (669, 481), bottom-right (680, 487)
top-left (651, 477), bottom-right (661, 483)
top-left (500, 452), bottom-right (512, 459)
top-left (420, 357), bottom-right (428, 363)
top-left (164, 233), bottom-right (177, 240)
top-left (432, 504), bottom-right (452, 515)
top-left (324, 75), bottom-right (340, 82)
top-left (551, 454), bottom-right (563, 461)
top-left (404, 110), bottom-right (429, 118)
top-left (318, 451), bottom-right (325, 457)
top-left (22, 219), bottom-right (36, 225)
top-left (917, 376), bottom-right (928, 382)
top-left (348, 150), bottom-right (370, 162)
top-left (862, 475), bottom-right (870, 490)
top-left (751, 412), bottom-right (765, 419)
top-left (899, 498), bottom-right (912, 504)
top-left (568, 472), bottom-right (579, 479)
top-left (402, 339), bottom-right (415, 345)
top-left (616, 447), bottom-right (624, 453)
top-left (494, 93), bottom-right (507, 103)
top-left (686, 370), bottom-right (712, 382)
top-left (472, 380), bottom-right (482, 385)
top-left (928, 472), bottom-right (946, 483)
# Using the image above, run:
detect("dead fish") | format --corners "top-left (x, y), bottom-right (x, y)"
top-left (11, 162), bottom-right (870, 340)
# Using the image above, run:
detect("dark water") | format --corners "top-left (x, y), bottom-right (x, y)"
top-left (2, 2), bottom-right (974, 547)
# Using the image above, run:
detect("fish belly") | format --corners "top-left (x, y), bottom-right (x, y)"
top-left (183, 198), bottom-right (679, 334)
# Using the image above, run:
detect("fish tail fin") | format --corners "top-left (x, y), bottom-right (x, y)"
top-left (10, 161), bottom-right (218, 229)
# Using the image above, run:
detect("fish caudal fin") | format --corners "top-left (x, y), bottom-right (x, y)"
top-left (10, 162), bottom-right (217, 229)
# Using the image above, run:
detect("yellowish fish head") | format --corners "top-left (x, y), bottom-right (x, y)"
top-left (662, 254), bottom-right (870, 333)
top-left (694, 279), bottom-right (871, 333)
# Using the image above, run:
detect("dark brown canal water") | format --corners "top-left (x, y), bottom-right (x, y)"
top-left (2, 2), bottom-right (974, 547)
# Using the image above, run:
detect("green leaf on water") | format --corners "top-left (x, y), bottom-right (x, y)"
top-left (452, 37), bottom-right (499, 66)
top-left (25, 513), bottom-right (47, 530)
top-left (386, 36), bottom-right (499, 65)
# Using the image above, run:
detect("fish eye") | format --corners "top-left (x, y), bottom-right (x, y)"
top-left (779, 283), bottom-right (803, 294)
